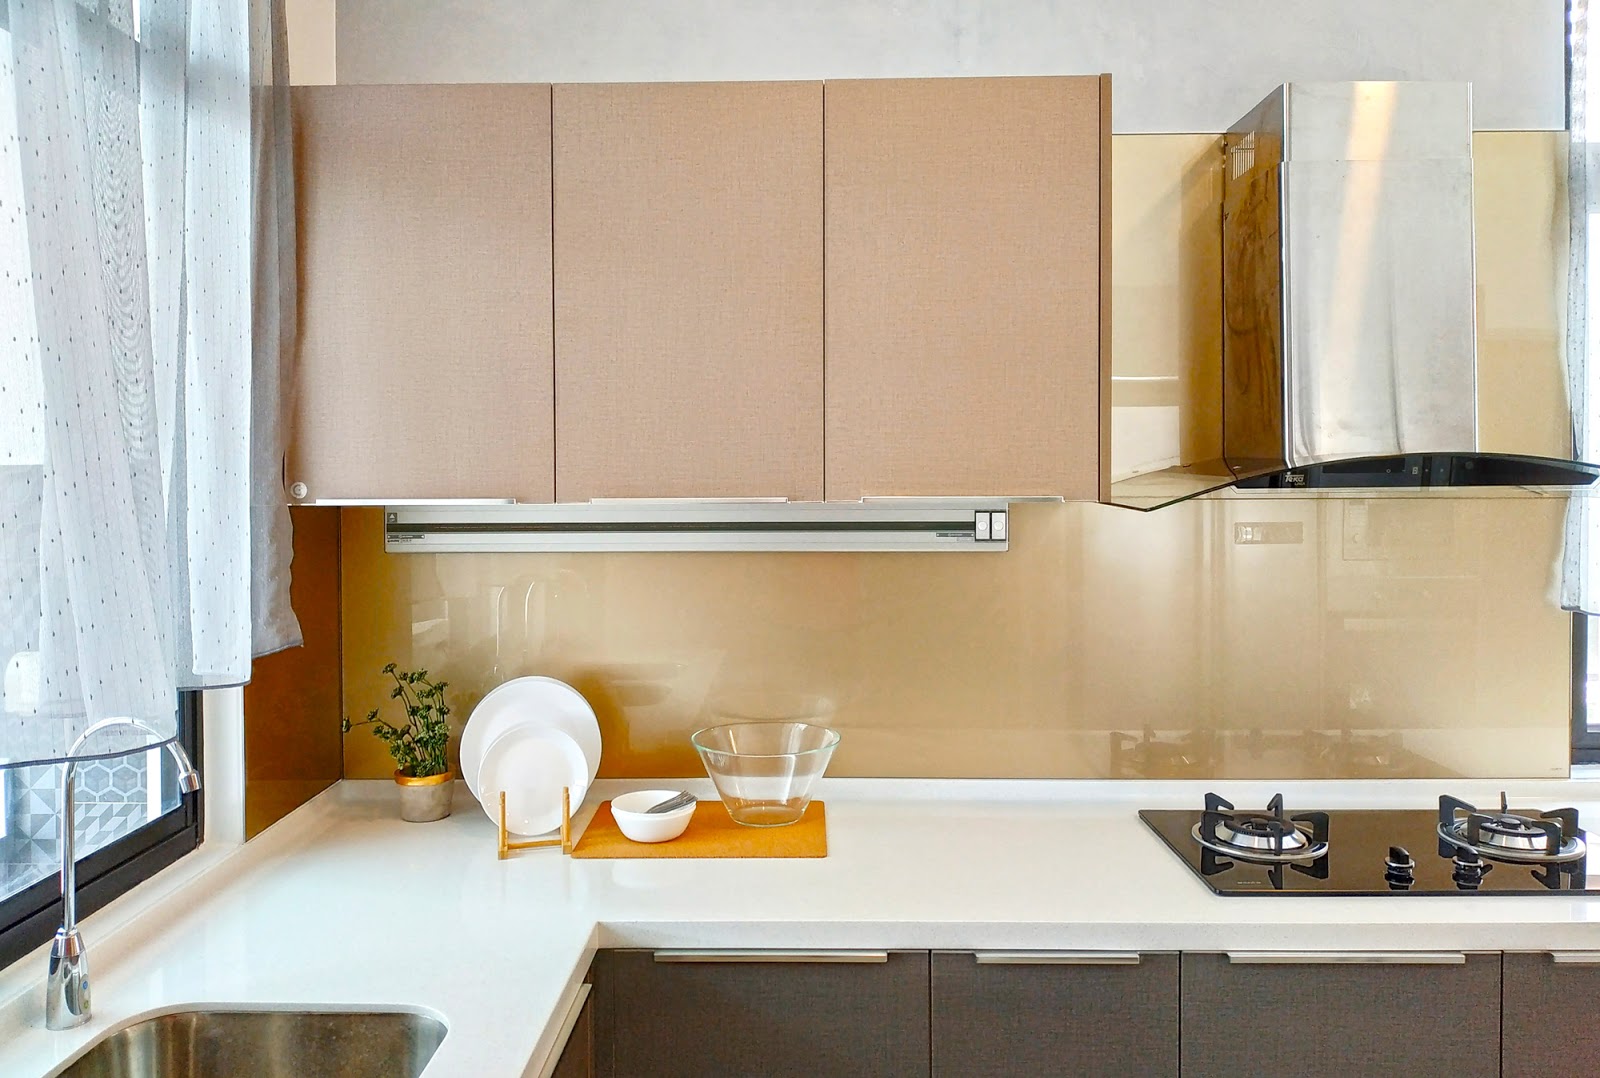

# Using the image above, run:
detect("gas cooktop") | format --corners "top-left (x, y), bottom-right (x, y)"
top-left (1140, 792), bottom-right (1600, 896)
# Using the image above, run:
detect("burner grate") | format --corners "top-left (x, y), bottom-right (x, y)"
top-left (1194, 792), bottom-right (1330, 865)
top-left (1437, 793), bottom-right (1587, 865)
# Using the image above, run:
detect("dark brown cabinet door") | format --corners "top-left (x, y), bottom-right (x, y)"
top-left (550, 988), bottom-right (594, 1078)
top-left (595, 949), bottom-right (929, 1078)
top-left (932, 951), bottom-right (1178, 1077)
top-left (1181, 952), bottom-right (1500, 1078)
top-left (1503, 952), bottom-right (1600, 1077)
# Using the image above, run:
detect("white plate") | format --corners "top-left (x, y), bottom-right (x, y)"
top-left (460, 676), bottom-right (602, 797)
top-left (476, 725), bottom-right (589, 836)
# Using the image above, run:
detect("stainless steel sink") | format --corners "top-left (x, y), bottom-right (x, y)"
top-left (51, 1009), bottom-right (447, 1078)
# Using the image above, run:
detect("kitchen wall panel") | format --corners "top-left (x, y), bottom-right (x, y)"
top-left (332, 0), bottom-right (1563, 133)
top-left (1475, 131), bottom-right (1572, 460)
top-left (244, 507), bottom-right (343, 837)
top-left (338, 131), bottom-right (1578, 781)
top-left (340, 492), bottom-right (1571, 780)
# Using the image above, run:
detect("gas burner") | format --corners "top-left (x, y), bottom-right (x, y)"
top-left (1192, 792), bottom-right (1330, 864)
top-left (1436, 793), bottom-right (1587, 864)
top-left (1211, 812), bottom-right (1313, 854)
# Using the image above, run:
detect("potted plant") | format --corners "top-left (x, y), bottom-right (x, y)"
top-left (343, 662), bottom-right (454, 822)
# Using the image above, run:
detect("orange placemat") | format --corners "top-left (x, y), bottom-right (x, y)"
top-left (571, 800), bottom-right (827, 859)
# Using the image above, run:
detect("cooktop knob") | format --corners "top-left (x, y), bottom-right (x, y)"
top-left (1452, 846), bottom-right (1490, 889)
top-left (1384, 845), bottom-right (1415, 890)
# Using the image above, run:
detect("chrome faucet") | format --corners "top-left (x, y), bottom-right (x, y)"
top-left (46, 717), bottom-right (201, 1031)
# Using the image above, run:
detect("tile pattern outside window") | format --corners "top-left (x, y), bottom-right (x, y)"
top-left (0, 753), bottom-right (179, 903)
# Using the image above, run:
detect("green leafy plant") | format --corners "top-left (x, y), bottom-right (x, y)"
top-left (342, 662), bottom-right (451, 778)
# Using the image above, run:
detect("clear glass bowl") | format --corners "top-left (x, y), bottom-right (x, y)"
top-left (690, 721), bottom-right (840, 827)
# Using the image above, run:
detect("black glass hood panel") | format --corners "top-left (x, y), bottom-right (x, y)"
top-left (1231, 453), bottom-right (1600, 491)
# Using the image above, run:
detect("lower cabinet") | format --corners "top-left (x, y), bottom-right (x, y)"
top-left (578, 947), bottom-right (1567, 1077)
top-left (549, 985), bottom-right (593, 1078)
top-left (1180, 952), bottom-right (1501, 1078)
top-left (593, 949), bottom-right (930, 1078)
top-left (1501, 951), bottom-right (1600, 1078)
top-left (931, 950), bottom-right (1179, 1077)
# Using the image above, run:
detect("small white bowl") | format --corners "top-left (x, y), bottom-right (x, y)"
top-left (611, 789), bottom-right (696, 843)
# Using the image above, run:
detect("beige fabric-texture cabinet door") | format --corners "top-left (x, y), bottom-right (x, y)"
top-left (291, 84), bottom-right (555, 503)
top-left (553, 82), bottom-right (824, 502)
top-left (824, 76), bottom-right (1106, 499)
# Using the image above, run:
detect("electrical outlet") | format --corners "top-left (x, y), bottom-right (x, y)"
top-left (1234, 521), bottom-right (1304, 545)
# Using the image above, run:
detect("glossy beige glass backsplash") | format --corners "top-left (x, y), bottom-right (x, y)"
top-left (340, 131), bottom-right (1578, 781)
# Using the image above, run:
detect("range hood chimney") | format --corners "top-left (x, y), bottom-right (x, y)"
top-left (1101, 81), bottom-right (1600, 511)
top-left (1220, 81), bottom-right (1599, 494)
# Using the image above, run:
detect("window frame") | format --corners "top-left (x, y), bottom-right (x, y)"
top-left (0, 693), bottom-right (204, 970)
top-left (1574, 615), bottom-right (1600, 764)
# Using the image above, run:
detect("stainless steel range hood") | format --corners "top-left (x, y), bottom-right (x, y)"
top-left (1106, 81), bottom-right (1600, 510)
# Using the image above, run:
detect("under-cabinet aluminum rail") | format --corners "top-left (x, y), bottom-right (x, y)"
top-left (384, 501), bottom-right (1010, 553)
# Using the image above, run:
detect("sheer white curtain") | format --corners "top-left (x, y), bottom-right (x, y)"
top-left (0, 0), bottom-right (297, 767)
top-left (1565, 0), bottom-right (1600, 614)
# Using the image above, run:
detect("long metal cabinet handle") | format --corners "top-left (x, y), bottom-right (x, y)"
top-left (973, 951), bottom-right (1142, 966)
top-left (1225, 951), bottom-right (1467, 965)
top-left (1548, 951), bottom-right (1600, 964)
top-left (652, 950), bottom-right (890, 964)
top-left (533, 982), bottom-right (592, 1078)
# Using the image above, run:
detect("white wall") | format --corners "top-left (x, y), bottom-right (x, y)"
top-left (286, 0), bottom-right (336, 84)
top-left (333, 0), bottom-right (1565, 131)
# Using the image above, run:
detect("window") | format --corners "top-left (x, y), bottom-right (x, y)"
top-left (1576, 616), bottom-right (1600, 764)
top-left (0, 695), bottom-right (203, 970)
top-left (0, 3), bottom-right (205, 971)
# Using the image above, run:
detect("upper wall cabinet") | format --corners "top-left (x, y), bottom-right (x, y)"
top-left (552, 82), bottom-right (825, 502)
top-left (290, 84), bottom-right (555, 503)
top-left (823, 76), bottom-right (1109, 500)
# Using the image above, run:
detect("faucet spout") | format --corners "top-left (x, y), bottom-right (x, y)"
top-left (168, 740), bottom-right (202, 794)
top-left (45, 717), bottom-right (201, 1030)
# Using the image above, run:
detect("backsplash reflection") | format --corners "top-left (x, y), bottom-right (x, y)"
top-left (340, 495), bottom-right (1572, 780)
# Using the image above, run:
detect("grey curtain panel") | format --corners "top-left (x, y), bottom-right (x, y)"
top-left (0, 0), bottom-right (299, 768)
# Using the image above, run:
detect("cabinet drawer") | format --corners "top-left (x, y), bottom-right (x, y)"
top-left (932, 950), bottom-right (1178, 1077)
top-left (1502, 951), bottom-right (1600, 1078)
top-left (595, 948), bottom-right (928, 1078)
top-left (1181, 952), bottom-right (1500, 1078)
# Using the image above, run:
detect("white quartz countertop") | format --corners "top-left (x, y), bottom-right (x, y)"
top-left (5, 775), bottom-right (1600, 1078)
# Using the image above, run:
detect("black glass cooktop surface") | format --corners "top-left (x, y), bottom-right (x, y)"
top-left (1141, 797), bottom-right (1600, 896)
